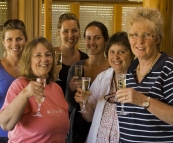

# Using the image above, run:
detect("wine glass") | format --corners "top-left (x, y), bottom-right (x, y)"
top-left (75, 65), bottom-right (83, 82)
top-left (33, 78), bottom-right (46, 117)
top-left (55, 51), bottom-right (62, 81)
top-left (116, 74), bottom-right (129, 115)
top-left (79, 77), bottom-right (91, 113)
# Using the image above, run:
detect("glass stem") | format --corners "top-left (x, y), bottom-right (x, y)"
top-left (37, 103), bottom-right (41, 113)
top-left (82, 100), bottom-right (86, 111)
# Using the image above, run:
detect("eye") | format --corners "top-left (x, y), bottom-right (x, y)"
top-left (109, 50), bottom-right (114, 54)
top-left (118, 50), bottom-right (126, 54)
top-left (144, 33), bottom-right (151, 37)
top-left (16, 38), bottom-right (23, 42)
top-left (6, 38), bottom-right (12, 41)
top-left (85, 37), bottom-right (91, 41)
top-left (94, 36), bottom-right (100, 40)
top-left (72, 29), bottom-right (78, 33)
top-left (63, 30), bottom-right (68, 33)
top-left (46, 53), bottom-right (52, 57)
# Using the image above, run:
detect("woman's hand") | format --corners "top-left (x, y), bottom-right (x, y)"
top-left (74, 87), bottom-right (83, 104)
top-left (69, 76), bottom-right (82, 92)
top-left (115, 88), bottom-right (146, 107)
top-left (22, 80), bottom-right (45, 99)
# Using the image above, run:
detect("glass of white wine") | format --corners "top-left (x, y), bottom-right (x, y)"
top-left (75, 65), bottom-right (83, 81)
top-left (33, 78), bottom-right (46, 117)
top-left (116, 74), bottom-right (129, 115)
top-left (79, 77), bottom-right (91, 113)
top-left (55, 51), bottom-right (62, 81)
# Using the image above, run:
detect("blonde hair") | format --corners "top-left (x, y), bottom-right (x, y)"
top-left (127, 7), bottom-right (164, 48)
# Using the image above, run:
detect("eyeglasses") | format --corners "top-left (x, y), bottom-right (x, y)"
top-left (59, 13), bottom-right (76, 21)
top-left (129, 33), bottom-right (155, 40)
top-left (104, 92), bottom-right (117, 104)
top-left (3, 19), bottom-right (25, 28)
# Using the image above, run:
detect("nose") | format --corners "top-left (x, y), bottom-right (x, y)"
top-left (68, 31), bottom-right (74, 37)
top-left (12, 39), bottom-right (19, 46)
top-left (89, 38), bottom-right (96, 45)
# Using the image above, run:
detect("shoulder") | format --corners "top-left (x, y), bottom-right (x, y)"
top-left (78, 50), bottom-right (89, 59)
top-left (94, 68), bottom-right (113, 82)
top-left (11, 77), bottom-right (30, 88)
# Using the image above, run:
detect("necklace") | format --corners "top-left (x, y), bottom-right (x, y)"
top-left (137, 52), bottom-right (160, 77)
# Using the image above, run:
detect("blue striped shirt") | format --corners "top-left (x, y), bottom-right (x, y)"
top-left (117, 52), bottom-right (173, 143)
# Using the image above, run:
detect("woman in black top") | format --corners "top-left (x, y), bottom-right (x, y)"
top-left (55, 13), bottom-right (88, 94)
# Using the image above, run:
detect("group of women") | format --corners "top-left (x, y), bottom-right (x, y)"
top-left (0, 7), bottom-right (173, 143)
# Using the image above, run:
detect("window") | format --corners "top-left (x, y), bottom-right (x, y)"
top-left (0, 1), bottom-right (7, 59)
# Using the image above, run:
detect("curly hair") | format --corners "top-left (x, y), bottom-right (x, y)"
top-left (127, 7), bottom-right (164, 48)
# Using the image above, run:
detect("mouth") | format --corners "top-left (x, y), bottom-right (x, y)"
top-left (90, 46), bottom-right (97, 50)
top-left (39, 64), bottom-right (49, 67)
top-left (112, 61), bottom-right (122, 65)
top-left (136, 46), bottom-right (145, 50)
top-left (67, 39), bottom-right (75, 43)
top-left (11, 47), bottom-right (20, 51)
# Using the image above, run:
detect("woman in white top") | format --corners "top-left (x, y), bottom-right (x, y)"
top-left (75, 31), bottom-right (134, 143)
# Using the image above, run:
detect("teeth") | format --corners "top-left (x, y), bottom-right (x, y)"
top-left (113, 61), bottom-right (121, 64)
top-left (90, 47), bottom-right (96, 49)
top-left (39, 65), bottom-right (47, 67)
top-left (11, 48), bottom-right (19, 51)
top-left (68, 39), bottom-right (74, 42)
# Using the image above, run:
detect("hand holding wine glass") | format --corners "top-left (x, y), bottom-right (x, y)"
top-left (79, 77), bottom-right (91, 113)
top-left (33, 78), bottom-right (46, 117)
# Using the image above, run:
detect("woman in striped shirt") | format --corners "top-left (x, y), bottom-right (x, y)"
top-left (116, 7), bottom-right (173, 142)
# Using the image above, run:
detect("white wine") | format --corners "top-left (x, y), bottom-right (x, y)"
top-left (82, 91), bottom-right (89, 101)
top-left (117, 79), bottom-right (126, 90)
top-left (35, 96), bottom-right (45, 104)
top-left (55, 53), bottom-right (62, 66)
top-left (82, 80), bottom-right (90, 91)
top-left (75, 67), bottom-right (82, 80)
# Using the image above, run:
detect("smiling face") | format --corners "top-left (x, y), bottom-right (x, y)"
top-left (2, 29), bottom-right (26, 58)
top-left (128, 20), bottom-right (160, 61)
top-left (108, 44), bottom-right (132, 74)
top-left (85, 26), bottom-right (106, 55)
top-left (58, 20), bottom-right (80, 49)
top-left (31, 43), bottom-right (53, 78)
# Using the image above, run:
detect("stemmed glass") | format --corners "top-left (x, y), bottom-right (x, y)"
top-left (55, 51), bottom-right (62, 81)
top-left (33, 78), bottom-right (46, 117)
top-left (116, 74), bottom-right (129, 115)
top-left (79, 77), bottom-right (91, 113)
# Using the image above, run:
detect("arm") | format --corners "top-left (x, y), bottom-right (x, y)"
top-left (116, 88), bottom-right (173, 125)
top-left (0, 79), bottom-right (44, 130)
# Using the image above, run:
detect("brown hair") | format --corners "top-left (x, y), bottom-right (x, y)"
top-left (57, 12), bottom-right (80, 30)
top-left (2, 19), bottom-right (28, 41)
top-left (19, 36), bottom-right (57, 83)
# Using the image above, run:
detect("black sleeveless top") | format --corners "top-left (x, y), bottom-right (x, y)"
top-left (56, 50), bottom-right (88, 95)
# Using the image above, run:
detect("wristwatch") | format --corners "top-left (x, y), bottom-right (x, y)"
top-left (143, 96), bottom-right (150, 109)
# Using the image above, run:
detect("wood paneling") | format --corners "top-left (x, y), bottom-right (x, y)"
top-left (143, 0), bottom-right (173, 56)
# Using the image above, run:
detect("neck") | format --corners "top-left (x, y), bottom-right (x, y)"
top-left (60, 46), bottom-right (77, 57)
top-left (137, 52), bottom-right (160, 77)
top-left (87, 54), bottom-right (106, 65)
